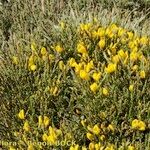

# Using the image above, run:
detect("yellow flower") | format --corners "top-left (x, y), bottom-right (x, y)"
top-left (77, 42), bottom-right (87, 54)
top-left (75, 64), bottom-right (82, 74)
top-left (112, 55), bottom-right (120, 64)
top-left (132, 65), bottom-right (138, 72)
top-left (118, 49), bottom-right (126, 60)
top-left (128, 145), bottom-right (135, 150)
top-left (43, 116), bottom-right (50, 127)
top-left (130, 52), bottom-right (138, 62)
top-left (81, 119), bottom-right (87, 127)
top-left (27, 143), bottom-right (34, 150)
top-left (54, 44), bottom-right (63, 53)
top-left (140, 36), bottom-right (148, 45)
top-left (100, 135), bottom-right (105, 141)
top-left (92, 72), bottom-right (101, 81)
top-left (60, 21), bottom-right (65, 29)
top-left (41, 47), bottom-right (47, 55)
top-left (53, 86), bottom-right (58, 96)
top-left (111, 44), bottom-right (117, 55)
top-left (97, 27), bottom-right (105, 37)
top-left (132, 46), bottom-right (138, 52)
top-left (131, 119), bottom-right (146, 131)
top-left (87, 125), bottom-right (93, 132)
top-left (105, 63), bottom-right (117, 74)
top-left (98, 38), bottom-right (105, 49)
top-left (28, 55), bottom-right (35, 66)
top-left (86, 132), bottom-right (94, 141)
top-left (92, 31), bottom-right (98, 38)
top-left (12, 56), bottom-right (19, 65)
top-left (89, 142), bottom-right (95, 150)
top-left (123, 52), bottom-right (128, 65)
top-left (50, 86), bottom-right (58, 96)
top-left (85, 61), bottom-right (94, 72)
top-left (49, 126), bottom-right (57, 135)
top-left (48, 127), bottom-right (59, 144)
top-left (70, 61), bottom-right (78, 68)
top-left (9, 146), bottom-right (16, 150)
top-left (30, 64), bottom-right (37, 71)
top-left (102, 88), bottom-right (109, 96)
top-left (58, 60), bottom-right (65, 71)
top-left (47, 134), bottom-right (57, 145)
top-left (127, 31), bottom-right (134, 39)
top-left (70, 144), bottom-right (79, 150)
top-left (18, 109), bottom-right (25, 120)
top-left (90, 83), bottom-right (99, 93)
top-left (92, 124), bottom-right (100, 135)
top-left (107, 124), bottom-right (115, 132)
top-left (38, 115), bottom-right (43, 127)
top-left (42, 133), bottom-right (48, 142)
top-left (80, 23), bottom-right (91, 31)
top-left (111, 24), bottom-right (118, 33)
top-left (138, 120), bottom-right (146, 131)
top-left (138, 54), bottom-right (147, 62)
top-left (70, 146), bottom-right (75, 150)
top-left (139, 70), bottom-right (146, 79)
top-left (106, 28), bottom-right (114, 38)
top-left (79, 70), bottom-right (89, 80)
top-left (128, 41), bottom-right (135, 50)
top-left (129, 84), bottom-right (134, 92)
top-left (31, 42), bottom-right (36, 51)
top-left (74, 144), bottom-right (79, 150)
top-left (23, 120), bottom-right (30, 132)
top-left (131, 119), bottom-right (139, 129)
top-left (118, 28), bottom-right (126, 37)
top-left (95, 143), bottom-right (101, 150)
top-left (69, 58), bottom-right (76, 67)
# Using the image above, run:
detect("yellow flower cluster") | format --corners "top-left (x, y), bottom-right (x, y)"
top-left (68, 117), bottom-right (141, 150)
top-left (14, 110), bottom-right (65, 149)
top-left (73, 119), bottom-right (117, 150)
top-left (9, 21), bottom-right (150, 150)
top-left (28, 54), bottom-right (37, 71)
top-left (65, 22), bottom-right (149, 97)
top-left (18, 109), bottom-right (25, 120)
top-left (131, 119), bottom-right (146, 131)
top-left (42, 126), bottom-right (62, 145)
top-left (38, 115), bottom-right (50, 128)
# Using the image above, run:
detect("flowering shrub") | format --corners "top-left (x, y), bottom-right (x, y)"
top-left (0, 20), bottom-right (150, 150)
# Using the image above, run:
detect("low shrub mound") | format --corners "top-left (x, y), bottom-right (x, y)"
top-left (0, 21), bottom-right (150, 150)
